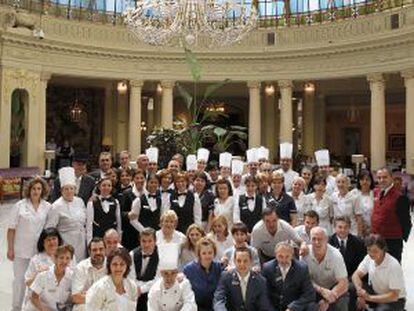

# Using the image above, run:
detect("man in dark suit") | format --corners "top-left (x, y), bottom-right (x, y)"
top-left (329, 216), bottom-right (366, 311)
top-left (89, 151), bottom-right (113, 182)
top-left (262, 241), bottom-right (317, 311)
top-left (213, 247), bottom-right (273, 311)
top-left (50, 152), bottom-right (95, 205)
top-left (129, 228), bottom-right (159, 311)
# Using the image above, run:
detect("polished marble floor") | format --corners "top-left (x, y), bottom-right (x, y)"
top-left (0, 201), bottom-right (412, 310)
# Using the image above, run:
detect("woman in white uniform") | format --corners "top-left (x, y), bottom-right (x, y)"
top-left (25, 228), bottom-right (63, 288)
top-left (354, 170), bottom-right (375, 237)
top-left (24, 244), bottom-right (74, 311)
top-left (306, 175), bottom-right (334, 235)
top-left (210, 179), bottom-right (235, 230)
top-left (46, 167), bottom-right (87, 261)
top-left (86, 248), bottom-right (138, 311)
top-left (7, 177), bottom-right (52, 311)
top-left (287, 176), bottom-right (310, 225)
top-left (331, 174), bottom-right (359, 235)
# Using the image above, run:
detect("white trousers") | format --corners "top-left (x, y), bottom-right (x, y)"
top-left (12, 257), bottom-right (30, 311)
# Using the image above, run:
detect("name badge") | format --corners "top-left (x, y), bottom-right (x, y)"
top-left (172, 200), bottom-right (178, 203)
top-left (48, 288), bottom-right (57, 293)
top-left (143, 205), bottom-right (150, 210)
top-left (275, 276), bottom-right (283, 282)
top-left (232, 280), bottom-right (240, 286)
top-left (241, 205), bottom-right (249, 210)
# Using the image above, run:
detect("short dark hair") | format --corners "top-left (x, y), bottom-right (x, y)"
top-left (334, 216), bottom-right (351, 227)
top-left (106, 248), bottom-right (132, 278)
top-left (234, 246), bottom-right (252, 260)
top-left (88, 237), bottom-right (105, 254)
top-left (215, 178), bottom-right (233, 196)
top-left (140, 227), bottom-right (156, 240)
top-left (37, 227), bottom-right (63, 253)
top-left (146, 173), bottom-right (160, 184)
top-left (244, 175), bottom-right (258, 186)
top-left (231, 222), bottom-right (249, 235)
top-left (313, 175), bottom-right (327, 186)
top-left (304, 210), bottom-right (319, 223)
top-left (193, 171), bottom-right (208, 184)
top-left (262, 207), bottom-right (277, 219)
top-left (357, 169), bottom-right (375, 190)
top-left (365, 234), bottom-right (387, 252)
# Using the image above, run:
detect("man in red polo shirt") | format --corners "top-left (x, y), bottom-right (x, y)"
top-left (371, 167), bottom-right (412, 262)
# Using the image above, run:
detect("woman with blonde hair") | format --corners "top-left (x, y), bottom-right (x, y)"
top-left (207, 215), bottom-right (233, 260)
top-left (7, 176), bottom-right (52, 311)
top-left (180, 224), bottom-right (205, 268)
top-left (156, 210), bottom-right (186, 245)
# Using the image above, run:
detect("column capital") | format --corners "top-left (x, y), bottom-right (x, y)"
top-left (40, 72), bottom-right (52, 82)
top-left (401, 69), bottom-right (414, 80)
top-left (367, 73), bottom-right (385, 85)
top-left (247, 81), bottom-right (261, 89)
top-left (129, 80), bottom-right (144, 88)
top-left (278, 80), bottom-right (293, 89)
top-left (160, 80), bottom-right (175, 88)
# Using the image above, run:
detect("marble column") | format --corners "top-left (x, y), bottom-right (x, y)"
top-left (36, 72), bottom-right (51, 172)
top-left (248, 81), bottom-right (261, 148)
top-left (0, 69), bottom-right (11, 168)
top-left (161, 80), bottom-right (174, 129)
top-left (116, 91), bottom-right (128, 153)
top-left (263, 87), bottom-right (276, 160)
top-left (129, 80), bottom-right (144, 160)
top-left (279, 80), bottom-right (293, 143)
top-left (402, 70), bottom-right (414, 174)
top-left (303, 89), bottom-right (316, 157)
top-left (367, 73), bottom-right (386, 171)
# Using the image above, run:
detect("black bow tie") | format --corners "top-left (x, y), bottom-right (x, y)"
top-left (101, 197), bottom-right (112, 202)
top-left (178, 192), bottom-right (187, 197)
top-left (162, 190), bottom-right (170, 193)
top-left (246, 196), bottom-right (255, 201)
top-left (148, 194), bottom-right (157, 199)
top-left (142, 253), bottom-right (152, 259)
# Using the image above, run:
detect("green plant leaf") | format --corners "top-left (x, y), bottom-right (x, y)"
top-left (229, 130), bottom-right (248, 139)
top-left (229, 125), bottom-right (247, 131)
top-left (184, 48), bottom-right (202, 82)
top-left (176, 83), bottom-right (193, 111)
top-left (203, 79), bottom-right (230, 100)
top-left (200, 125), bottom-right (216, 132)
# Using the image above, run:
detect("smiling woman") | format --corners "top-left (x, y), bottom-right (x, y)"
top-left (86, 248), bottom-right (138, 311)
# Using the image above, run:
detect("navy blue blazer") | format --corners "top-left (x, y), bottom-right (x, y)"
top-left (213, 269), bottom-right (273, 311)
top-left (262, 258), bottom-right (317, 311)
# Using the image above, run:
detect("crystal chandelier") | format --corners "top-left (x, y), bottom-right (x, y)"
top-left (124, 0), bottom-right (258, 47)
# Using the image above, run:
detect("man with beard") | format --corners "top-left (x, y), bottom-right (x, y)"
top-left (72, 237), bottom-right (106, 311)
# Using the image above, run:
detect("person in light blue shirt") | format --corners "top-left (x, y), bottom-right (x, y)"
top-left (183, 237), bottom-right (223, 311)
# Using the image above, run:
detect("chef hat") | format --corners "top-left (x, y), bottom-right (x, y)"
top-left (146, 147), bottom-right (159, 164)
top-left (186, 154), bottom-right (197, 171)
top-left (197, 148), bottom-right (210, 163)
top-left (280, 142), bottom-right (293, 159)
top-left (219, 152), bottom-right (232, 168)
top-left (59, 167), bottom-right (76, 187)
top-left (232, 159), bottom-right (244, 175)
top-left (158, 243), bottom-right (180, 271)
top-left (246, 148), bottom-right (258, 163)
top-left (315, 149), bottom-right (330, 167)
top-left (257, 146), bottom-right (269, 161)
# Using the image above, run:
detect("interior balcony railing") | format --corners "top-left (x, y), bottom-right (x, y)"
top-left (0, 0), bottom-right (409, 27)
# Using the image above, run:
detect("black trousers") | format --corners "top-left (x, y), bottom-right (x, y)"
top-left (363, 280), bottom-right (406, 311)
top-left (136, 293), bottom-right (148, 311)
top-left (385, 238), bottom-right (403, 263)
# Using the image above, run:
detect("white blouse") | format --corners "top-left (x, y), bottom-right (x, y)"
top-left (8, 199), bottom-right (52, 258)
top-left (213, 196), bottom-right (235, 228)
top-left (23, 266), bottom-right (73, 311)
top-left (306, 193), bottom-right (333, 235)
top-left (354, 190), bottom-right (374, 232)
top-left (207, 233), bottom-right (233, 260)
top-left (331, 191), bottom-right (358, 235)
top-left (287, 191), bottom-right (310, 225)
top-left (86, 275), bottom-right (138, 311)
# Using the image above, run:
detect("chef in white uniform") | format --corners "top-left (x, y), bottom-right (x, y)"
top-left (242, 148), bottom-right (259, 186)
top-left (257, 146), bottom-right (270, 165)
top-left (231, 159), bottom-right (245, 199)
top-left (46, 167), bottom-right (87, 261)
top-left (148, 244), bottom-right (196, 311)
top-left (277, 142), bottom-right (299, 192)
top-left (315, 149), bottom-right (337, 195)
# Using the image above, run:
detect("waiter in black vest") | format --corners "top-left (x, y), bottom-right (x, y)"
top-left (129, 227), bottom-right (159, 311)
